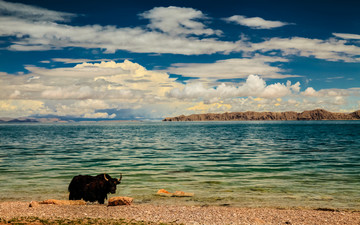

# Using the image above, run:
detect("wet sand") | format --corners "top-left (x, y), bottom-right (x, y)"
top-left (1, 201), bottom-right (359, 224)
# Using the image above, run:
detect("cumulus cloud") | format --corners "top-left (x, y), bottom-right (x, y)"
top-left (167, 74), bottom-right (301, 100)
top-left (1, 60), bottom-right (183, 101)
top-left (187, 101), bottom-right (232, 113)
top-left (41, 86), bottom-right (95, 100)
top-left (140, 6), bottom-right (221, 36)
top-left (0, 59), bottom-right (359, 118)
top-left (203, 86), bottom-right (359, 114)
top-left (295, 87), bottom-right (360, 111)
top-left (0, 100), bottom-right (49, 117)
top-left (166, 55), bottom-right (299, 79)
top-left (225, 15), bottom-right (292, 29)
top-left (9, 90), bottom-right (21, 99)
top-left (0, 60), bottom-right (188, 118)
top-left (302, 87), bottom-right (318, 97)
top-left (302, 87), bottom-right (357, 98)
top-left (52, 99), bottom-right (116, 118)
top-left (83, 112), bottom-right (116, 119)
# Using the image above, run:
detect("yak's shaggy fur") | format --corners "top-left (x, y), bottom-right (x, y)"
top-left (68, 174), bottom-right (122, 204)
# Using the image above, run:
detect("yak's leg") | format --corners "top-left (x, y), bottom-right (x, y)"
top-left (69, 191), bottom-right (82, 200)
top-left (69, 192), bottom-right (74, 200)
top-left (97, 194), bottom-right (107, 204)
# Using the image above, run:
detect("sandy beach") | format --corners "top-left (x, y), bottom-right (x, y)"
top-left (1, 201), bottom-right (359, 224)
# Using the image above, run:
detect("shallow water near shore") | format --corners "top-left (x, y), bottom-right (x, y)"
top-left (0, 121), bottom-right (359, 209)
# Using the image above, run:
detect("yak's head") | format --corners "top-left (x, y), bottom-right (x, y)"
top-left (103, 173), bottom-right (122, 194)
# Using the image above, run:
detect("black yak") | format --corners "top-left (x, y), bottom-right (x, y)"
top-left (68, 173), bottom-right (122, 204)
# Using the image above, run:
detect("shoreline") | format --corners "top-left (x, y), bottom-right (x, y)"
top-left (1, 201), bottom-right (360, 224)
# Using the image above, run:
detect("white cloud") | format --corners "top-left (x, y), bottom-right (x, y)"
top-left (0, 0), bottom-right (75, 22)
top-left (165, 55), bottom-right (299, 79)
top-left (333, 33), bottom-right (360, 40)
top-left (1, 59), bottom-right (359, 118)
top-left (167, 74), bottom-right (301, 100)
top-left (140, 6), bottom-right (221, 36)
top-left (288, 80), bottom-right (301, 92)
top-left (0, 100), bottom-right (49, 117)
top-left (0, 2), bottom-right (358, 64)
top-left (83, 112), bottom-right (116, 119)
top-left (53, 99), bottom-right (116, 118)
top-left (202, 85), bottom-right (360, 114)
top-left (0, 60), bottom-right (189, 118)
top-left (296, 87), bottom-right (360, 111)
top-left (302, 87), bottom-right (356, 98)
top-left (9, 90), bottom-right (21, 98)
top-left (1, 60), bottom-right (184, 101)
top-left (41, 86), bottom-right (95, 100)
top-left (0, 0), bottom-right (359, 118)
top-left (0, 8), bottom-right (242, 55)
top-left (187, 101), bottom-right (232, 114)
top-left (51, 58), bottom-right (114, 64)
top-left (225, 15), bottom-right (292, 29)
top-left (261, 82), bottom-right (292, 98)
top-left (302, 87), bottom-right (318, 97)
top-left (252, 37), bottom-right (360, 62)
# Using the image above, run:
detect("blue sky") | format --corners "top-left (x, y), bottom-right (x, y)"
top-left (0, 0), bottom-right (359, 120)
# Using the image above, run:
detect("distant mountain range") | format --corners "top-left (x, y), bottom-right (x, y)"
top-left (0, 117), bottom-right (71, 123)
top-left (0, 117), bottom-right (140, 123)
top-left (1, 109), bottom-right (359, 123)
top-left (163, 109), bottom-right (360, 121)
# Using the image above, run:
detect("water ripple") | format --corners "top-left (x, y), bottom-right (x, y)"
top-left (0, 121), bottom-right (359, 209)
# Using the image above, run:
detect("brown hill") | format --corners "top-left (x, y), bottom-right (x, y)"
top-left (163, 109), bottom-right (360, 121)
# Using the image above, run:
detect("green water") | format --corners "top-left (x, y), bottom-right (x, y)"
top-left (0, 121), bottom-right (359, 209)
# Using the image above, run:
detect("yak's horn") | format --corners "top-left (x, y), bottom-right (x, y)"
top-left (104, 174), bottom-right (109, 181)
top-left (118, 173), bottom-right (122, 182)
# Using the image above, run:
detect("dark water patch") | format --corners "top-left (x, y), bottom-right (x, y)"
top-left (167, 170), bottom-right (194, 174)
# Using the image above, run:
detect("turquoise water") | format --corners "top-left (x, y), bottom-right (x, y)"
top-left (0, 121), bottom-right (359, 209)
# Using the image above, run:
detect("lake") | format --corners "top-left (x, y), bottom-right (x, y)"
top-left (0, 121), bottom-right (359, 209)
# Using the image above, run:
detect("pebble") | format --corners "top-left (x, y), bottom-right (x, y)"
top-left (0, 201), bottom-right (359, 224)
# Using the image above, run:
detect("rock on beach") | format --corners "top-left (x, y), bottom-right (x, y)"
top-left (172, 191), bottom-right (194, 197)
top-left (156, 189), bottom-right (194, 197)
top-left (156, 189), bottom-right (173, 196)
top-left (29, 199), bottom-right (86, 207)
top-left (108, 196), bottom-right (134, 206)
